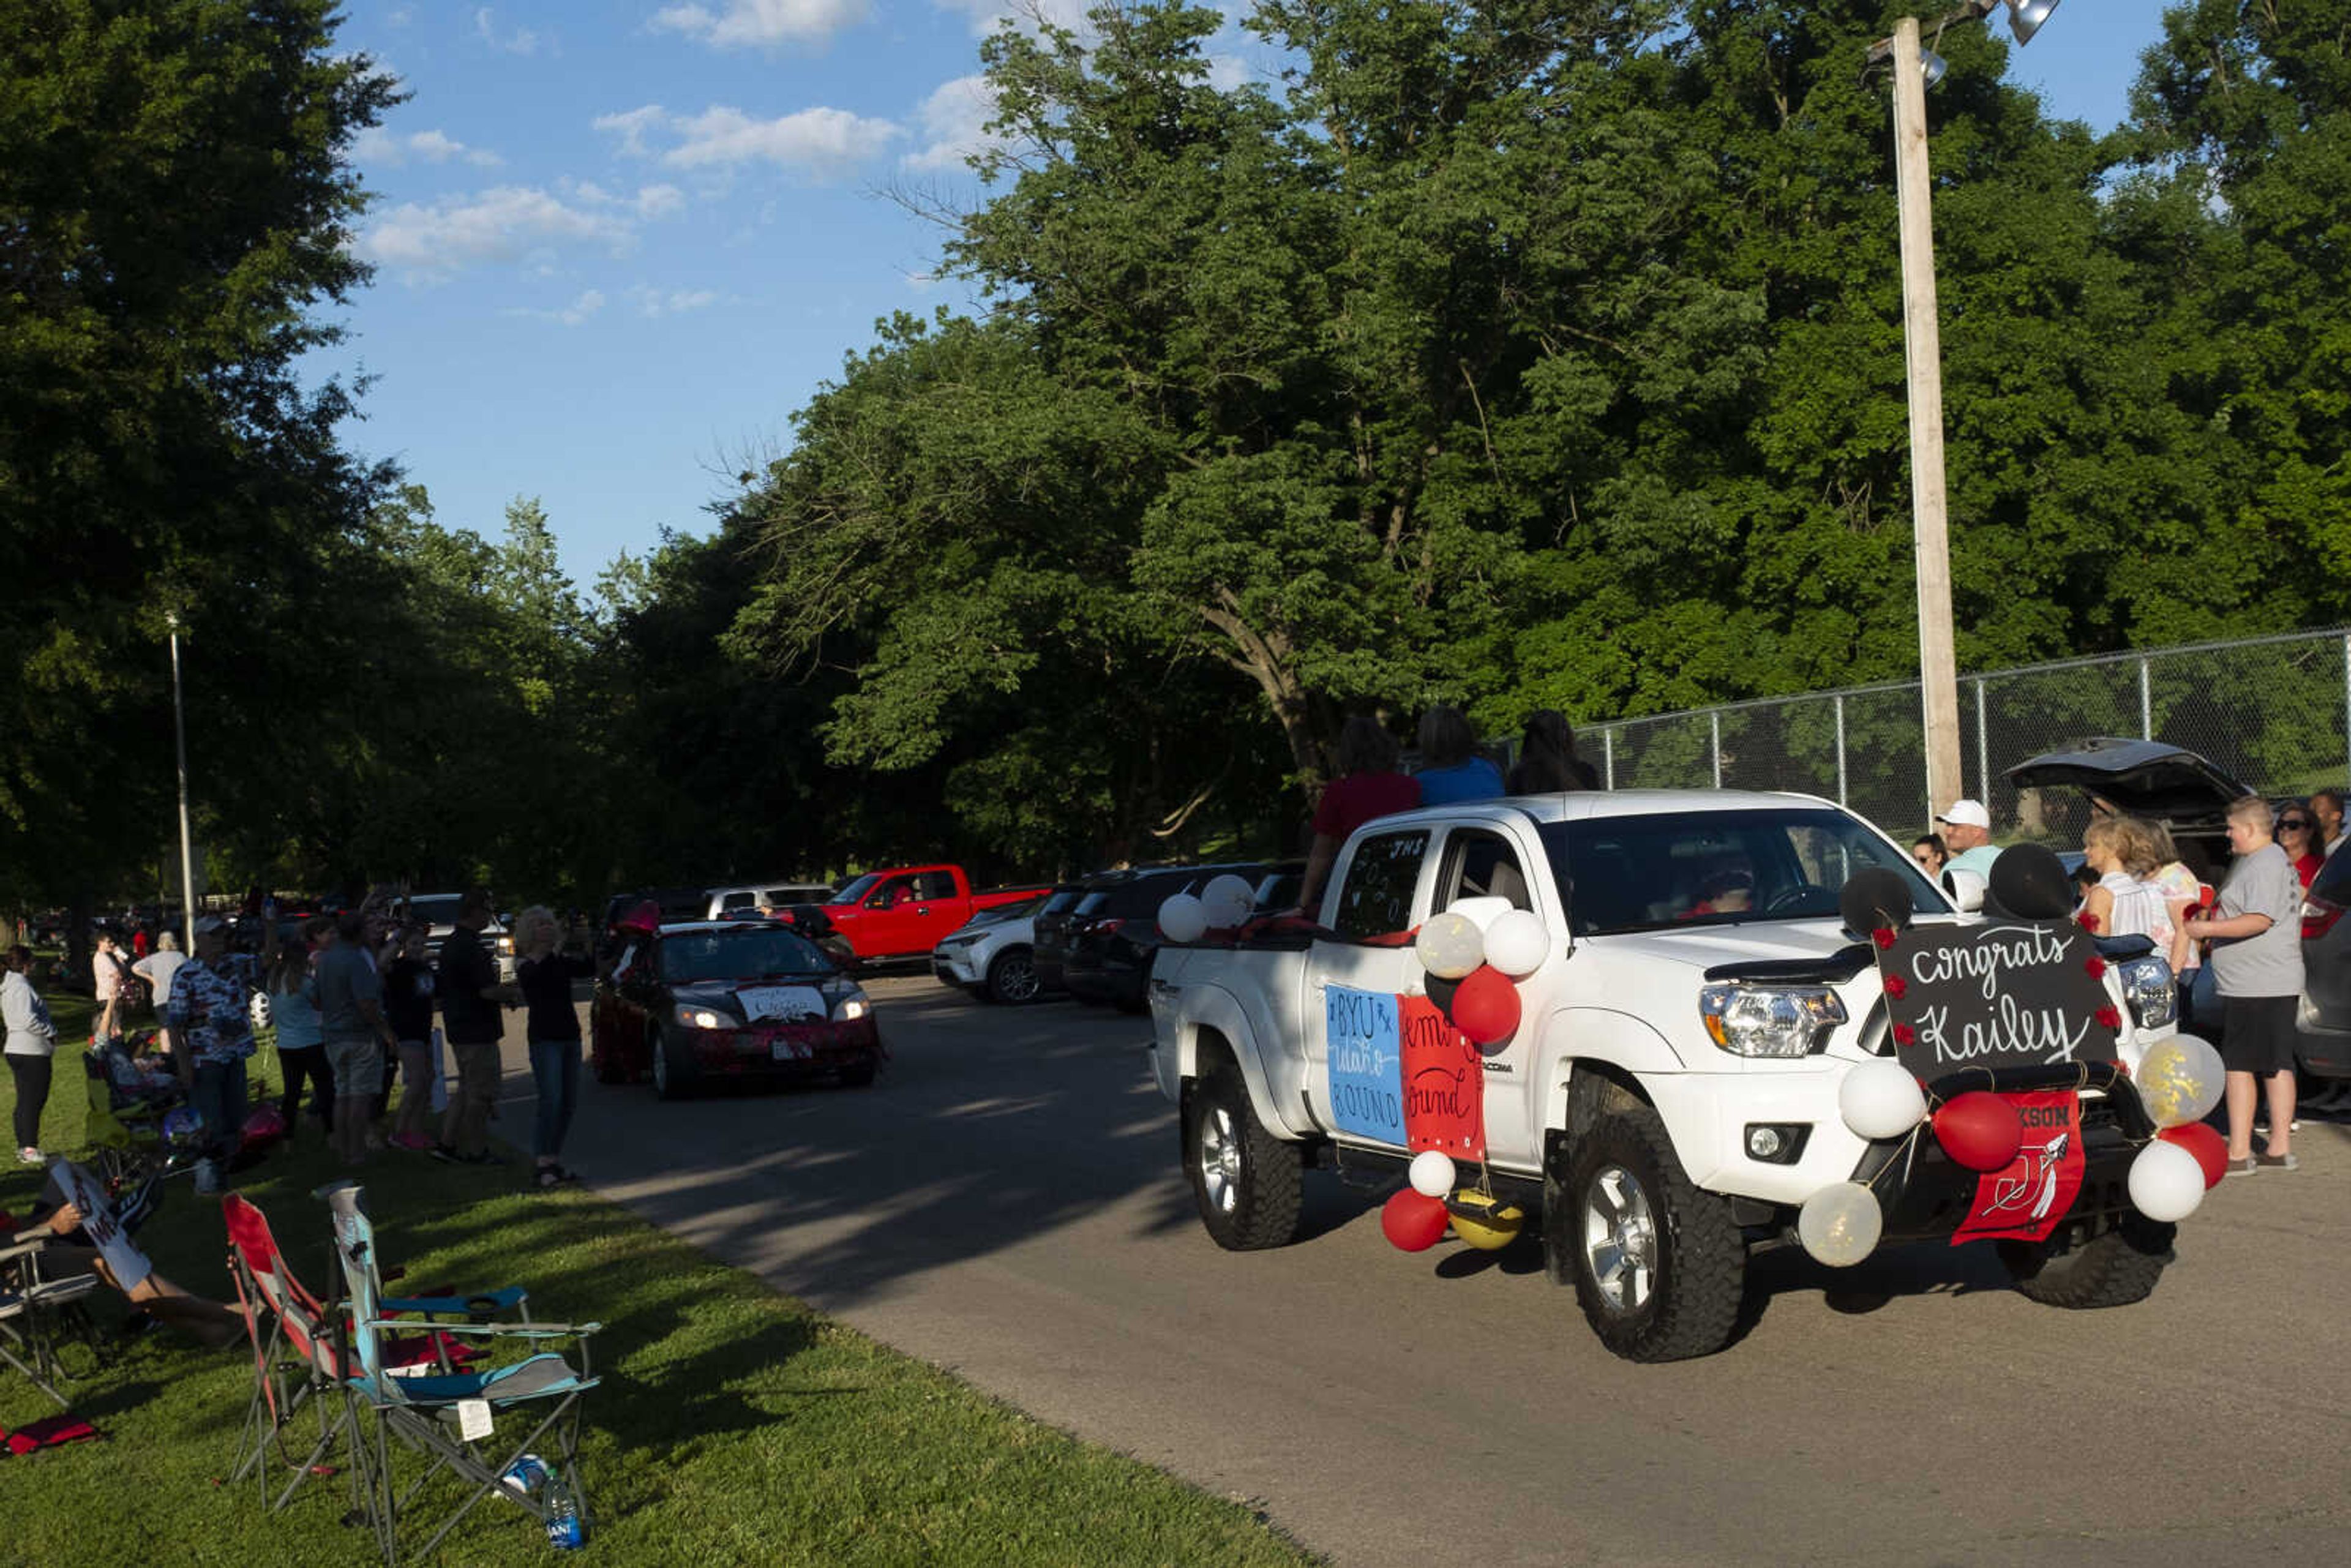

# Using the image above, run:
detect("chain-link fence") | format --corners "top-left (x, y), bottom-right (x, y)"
top-left (1577, 628), bottom-right (2351, 842)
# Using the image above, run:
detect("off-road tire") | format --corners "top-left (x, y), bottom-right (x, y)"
top-left (1998, 1214), bottom-right (2175, 1308)
top-left (1184, 1062), bottom-right (1304, 1250)
top-left (1550, 1105), bottom-right (1747, 1362)
top-left (986, 948), bottom-right (1041, 1006)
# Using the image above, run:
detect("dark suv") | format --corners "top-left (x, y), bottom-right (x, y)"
top-left (1061, 861), bottom-right (1302, 1013)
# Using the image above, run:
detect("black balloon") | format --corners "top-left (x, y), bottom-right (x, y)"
top-left (1839, 867), bottom-right (1914, 935)
top-left (1989, 842), bottom-right (2074, 920)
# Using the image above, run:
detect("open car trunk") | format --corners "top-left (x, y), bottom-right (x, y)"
top-left (2003, 738), bottom-right (2252, 884)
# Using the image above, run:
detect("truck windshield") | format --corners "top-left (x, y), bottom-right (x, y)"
top-left (828, 874), bottom-right (881, 906)
top-left (1535, 809), bottom-right (1944, 937)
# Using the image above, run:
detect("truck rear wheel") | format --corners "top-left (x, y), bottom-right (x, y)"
top-left (1549, 1105), bottom-right (1746, 1362)
top-left (1998, 1214), bottom-right (2175, 1308)
top-left (1185, 1063), bottom-right (1303, 1250)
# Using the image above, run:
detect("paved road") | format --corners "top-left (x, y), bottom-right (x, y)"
top-left (509, 977), bottom-right (2350, 1567)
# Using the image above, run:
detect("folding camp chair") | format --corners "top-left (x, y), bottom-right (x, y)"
top-left (0, 1232), bottom-right (104, 1409)
top-left (80, 1044), bottom-right (172, 1189)
top-left (222, 1194), bottom-right (523, 1512)
top-left (323, 1183), bottom-right (598, 1564)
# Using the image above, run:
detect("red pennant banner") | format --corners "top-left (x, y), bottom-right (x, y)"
top-left (1951, 1090), bottom-right (2083, 1245)
top-left (1399, 995), bottom-right (1484, 1158)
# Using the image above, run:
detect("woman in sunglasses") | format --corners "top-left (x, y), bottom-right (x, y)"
top-left (2276, 801), bottom-right (2324, 890)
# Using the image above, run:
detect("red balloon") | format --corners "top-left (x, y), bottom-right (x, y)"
top-left (1448, 964), bottom-right (1521, 1046)
top-left (1380, 1190), bottom-right (1451, 1252)
top-left (2159, 1121), bottom-right (2229, 1189)
top-left (1933, 1092), bottom-right (2023, 1172)
top-left (239, 1103), bottom-right (287, 1153)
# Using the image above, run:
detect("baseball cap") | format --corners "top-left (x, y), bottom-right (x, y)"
top-left (1935, 798), bottom-right (1991, 830)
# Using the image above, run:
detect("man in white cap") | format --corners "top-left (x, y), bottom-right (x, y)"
top-left (1937, 799), bottom-right (2003, 886)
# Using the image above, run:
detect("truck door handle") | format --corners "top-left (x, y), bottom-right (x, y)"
top-left (916, 905), bottom-right (931, 915)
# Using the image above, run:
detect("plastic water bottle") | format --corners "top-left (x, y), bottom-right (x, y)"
top-left (498, 1454), bottom-right (547, 1496)
top-left (544, 1477), bottom-right (586, 1551)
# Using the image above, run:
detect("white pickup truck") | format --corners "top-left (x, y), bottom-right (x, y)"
top-left (1146, 790), bottom-right (2184, 1361)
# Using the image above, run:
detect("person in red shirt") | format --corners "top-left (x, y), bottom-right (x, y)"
top-left (2277, 803), bottom-right (2323, 888)
top-left (1297, 717), bottom-right (1421, 917)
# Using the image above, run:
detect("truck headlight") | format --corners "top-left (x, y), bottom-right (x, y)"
top-left (2117, 957), bottom-right (2177, 1030)
top-left (675, 1004), bottom-right (737, 1031)
top-left (1698, 985), bottom-right (1847, 1059)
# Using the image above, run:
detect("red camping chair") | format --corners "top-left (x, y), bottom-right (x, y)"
top-left (222, 1196), bottom-right (521, 1513)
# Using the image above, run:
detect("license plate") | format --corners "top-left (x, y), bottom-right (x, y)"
top-left (770, 1035), bottom-right (812, 1062)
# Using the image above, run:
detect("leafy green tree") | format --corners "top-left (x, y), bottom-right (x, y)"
top-left (0, 0), bottom-right (398, 919)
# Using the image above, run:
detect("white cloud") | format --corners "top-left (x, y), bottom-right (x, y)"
top-left (355, 184), bottom-right (682, 279)
top-left (354, 125), bottom-right (503, 168)
top-left (598, 104), bottom-right (899, 177)
top-left (508, 288), bottom-right (607, 327)
top-left (931, 0), bottom-right (1092, 37)
top-left (901, 75), bottom-right (1001, 174)
top-left (629, 285), bottom-right (721, 317)
top-left (476, 7), bottom-right (540, 55)
top-left (650, 0), bottom-right (870, 48)
top-left (594, 105), bottom-right (667, 157)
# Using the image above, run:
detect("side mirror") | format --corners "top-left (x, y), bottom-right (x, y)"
top-left (1943, 867), bottom-right (1987, 913)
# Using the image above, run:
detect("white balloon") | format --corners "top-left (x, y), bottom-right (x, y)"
top-left (1201, 874), bottom-right (1256, 913)
top-left (1157, 893), bottom-right (1209, 944)
top-left (1837, 1060), bottom-right (1928, 1141)
top-left (2128, 1139), bottom-right (2207, 1223)
top-left (1408, 1149), bottom-right (1456, 1199)
top-left (1414, 912), bottom-right (1486, 980)
top-left (1796, 1182), bottom-right (1883, 1267)
top-left (1480, 910), bottom-right (1550, 978)
top-left (1445, 896), bottom-right (1511, 931)
top-left (1205, 889), bottom-right (1255, 930)
top-left (2134, 1033), bottom-right (2225, 1129)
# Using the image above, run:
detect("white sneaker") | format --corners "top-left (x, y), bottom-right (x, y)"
top-left (193, 1158), bottom-right (220, 1195)
top-left (17, 1147), bottom-right (42, 1165)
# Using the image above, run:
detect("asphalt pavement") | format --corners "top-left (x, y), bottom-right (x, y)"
top-left (504, 975), bottom-right (2351, 1567)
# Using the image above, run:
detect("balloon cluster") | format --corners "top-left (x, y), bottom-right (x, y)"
top-left (1157, 873), bottom-right (1262, 943)
top-left (2128, 1033), bottom-right (2229, 1220)
top-left (1412, 904), bottom-right (1548, 1045)
top-left (1380, 1149), bottom-right (1525, 1253)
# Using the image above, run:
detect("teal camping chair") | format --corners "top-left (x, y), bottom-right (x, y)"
top-left (323, 1182), bottom-right (600, 1563)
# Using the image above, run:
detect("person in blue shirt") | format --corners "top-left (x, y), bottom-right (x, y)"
top-left (1413, 705), bottom-right (1505, 805)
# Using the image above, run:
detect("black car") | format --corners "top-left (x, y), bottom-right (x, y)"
top-left (1026, 884), bottom-right (1094, 996)
top-left (1062, 861), bottom-right (1303, 1013)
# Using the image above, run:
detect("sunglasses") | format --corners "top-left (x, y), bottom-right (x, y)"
top-left (2281, 819), bottom-right (2312, 830)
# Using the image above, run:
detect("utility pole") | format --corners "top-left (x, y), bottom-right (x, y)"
top-left (1891, 15), bottom-right (1964, 820)
top-left (168, 612), bottom-right (198, 951)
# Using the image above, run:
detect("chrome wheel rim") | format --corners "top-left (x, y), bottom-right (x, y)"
top-left (1582, 1163), bottom-right (1658, 1313)
top-left (1198, 1103), bottom-right (1240, 1215)
top-left (996, 955), bottom-right (1040, 1003)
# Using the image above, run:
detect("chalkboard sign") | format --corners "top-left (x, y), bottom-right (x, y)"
top-left (1878, 920), bottom-right (2119, 1081)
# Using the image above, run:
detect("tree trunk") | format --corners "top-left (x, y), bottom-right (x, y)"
top-left (1198, 594), bottom-right (1327, 793)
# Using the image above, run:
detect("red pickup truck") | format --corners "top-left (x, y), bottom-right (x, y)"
top-left (802, 865), bottom-right (1050, 961)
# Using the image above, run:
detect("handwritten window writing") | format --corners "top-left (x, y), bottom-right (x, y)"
top-left (1335, 830), bottom-right (1430, 940)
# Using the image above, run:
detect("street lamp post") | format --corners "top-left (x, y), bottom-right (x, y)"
top-left (1869, 1), bottom-right (2060, 823)
top-left (167, 611), bottom-right (198, 952)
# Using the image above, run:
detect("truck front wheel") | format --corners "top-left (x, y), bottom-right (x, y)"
top-left (1184, 1064), bottom-right (1304, 1250)
top-left (1998, 1214), bottom-right (2175, 1308)
top-left (1550, 1106), bottom-right (1747, 1362)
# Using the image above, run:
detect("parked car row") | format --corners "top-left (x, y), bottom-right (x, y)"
top-left (934, 861), bottom-right (1302, 1012)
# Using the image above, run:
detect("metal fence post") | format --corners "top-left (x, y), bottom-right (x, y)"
top-left (1974, 678), bottom-right (1989, 807)
top-left (1603, 727), bottom-right (1614, 790)
top-left (2139, 656), bottom-right (2153, 741)
top-left (1834, 694), bottom-right (1848, 806)
top-left (1711, 710), bottom-right (1722, 789)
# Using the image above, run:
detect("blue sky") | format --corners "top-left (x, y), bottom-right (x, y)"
top-left (314, 2), bottom-right (2174, 590)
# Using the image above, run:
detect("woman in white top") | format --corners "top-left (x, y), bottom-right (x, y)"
top-left (2080, 817), bottom-right (2169, 943)
top-left (4, 943), bottom-right (59, 1162)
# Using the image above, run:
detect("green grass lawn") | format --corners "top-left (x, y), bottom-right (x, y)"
top-left (2, 990), bottom-right (1316, 1567)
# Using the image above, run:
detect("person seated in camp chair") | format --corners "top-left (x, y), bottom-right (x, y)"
top-left (9, 1162), bottom-right (243, 1348)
